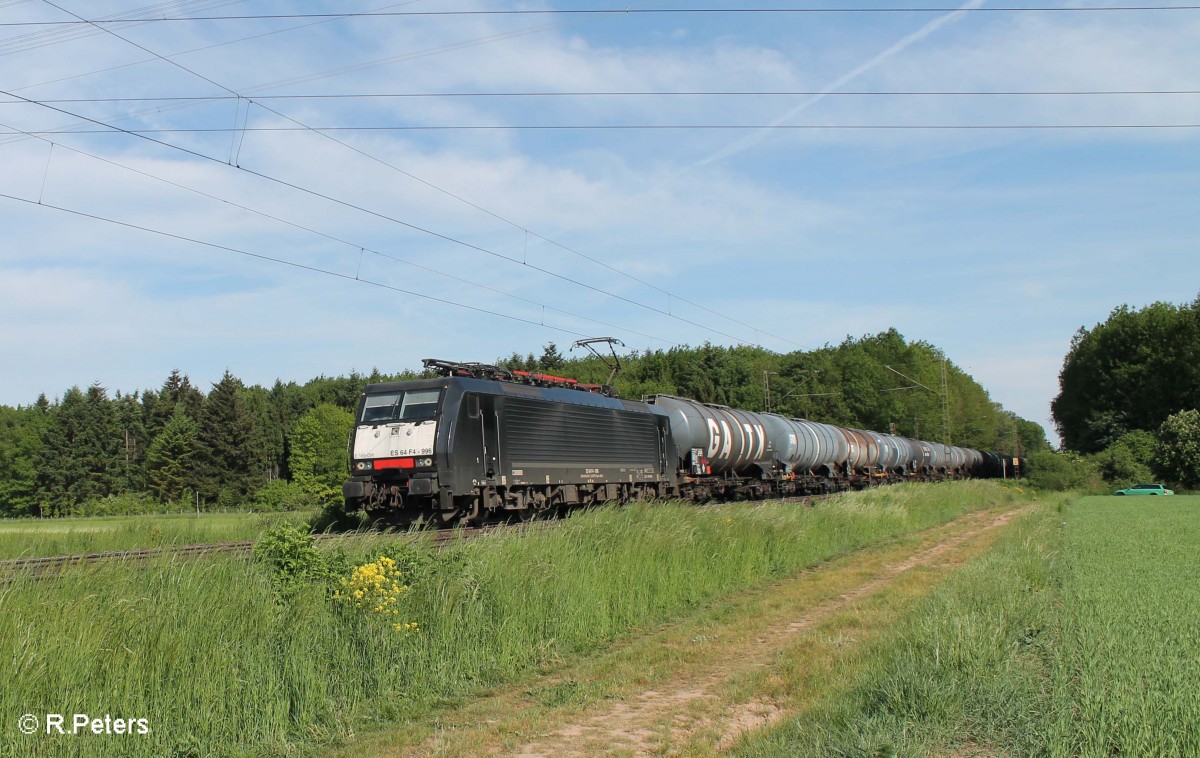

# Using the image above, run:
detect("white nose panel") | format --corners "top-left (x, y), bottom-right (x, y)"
top-left (353, 422), bottom-right (436, 459)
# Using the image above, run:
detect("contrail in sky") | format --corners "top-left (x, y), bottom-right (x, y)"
top-left (696, 0), bottom-right (987, 166)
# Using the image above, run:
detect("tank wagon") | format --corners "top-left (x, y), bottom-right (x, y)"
top-left (650, 395), bottom-right (986, 500)
top-left (342, 359), bottom-right (1022, 523)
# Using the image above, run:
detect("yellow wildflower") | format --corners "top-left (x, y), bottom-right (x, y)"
top-left (335, 556), bottom-right (418, 635)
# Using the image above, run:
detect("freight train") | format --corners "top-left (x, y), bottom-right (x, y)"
top-left (341, 359), bottom-right (1022, 524)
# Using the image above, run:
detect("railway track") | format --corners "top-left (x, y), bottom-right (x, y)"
top-left (0, 540), bottom-right (256, 580)
top-left (0, 493), bottom-right (835, 583)
top-left (0, 521), bottom-right (556, 582)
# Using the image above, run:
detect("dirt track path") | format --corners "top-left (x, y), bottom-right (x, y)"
top-left (508, 505), bottom-right (1030, 756)
top-left (339, 502), bottom-right (1033, 758)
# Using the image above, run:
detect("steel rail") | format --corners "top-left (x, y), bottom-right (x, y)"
top-left (0, 494), bottom-right (844, 583)
top-left (0, 520), bottom-right (560, 582)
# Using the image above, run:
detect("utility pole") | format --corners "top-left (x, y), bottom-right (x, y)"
top-left (940, 358), bottom-right (951, 447)
top-left (1011, 416), bottom-right (1023, 480)
top-left (884, 363), bottom-right (951, 449)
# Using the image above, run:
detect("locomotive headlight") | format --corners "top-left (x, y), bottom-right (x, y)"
top-left (420, 457), bottom-right (433, 467)
top-left (355, 461), bottom-right (373, 471)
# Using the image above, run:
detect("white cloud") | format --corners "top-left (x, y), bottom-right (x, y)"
top-left (0, 1), bottom-right (1196, 435)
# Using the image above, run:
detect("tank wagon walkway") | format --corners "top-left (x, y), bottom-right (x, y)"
top-left (341, 502), bottom-right (1033, 757)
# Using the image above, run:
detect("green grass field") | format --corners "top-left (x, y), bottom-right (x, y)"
top-left (738, 495), bottom-right (1200, 756)
top-left (0, 510), bottom-right (314, 560)
top-left (1050, 496), bottom-right (1200, 755)
top-left (0, 481), bottom-right (1020, 757)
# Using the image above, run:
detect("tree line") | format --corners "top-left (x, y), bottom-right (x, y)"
top-left (507, 329), bottom-right (1045, 459)
top-left (0, 330), bottom-right (1046, 518)
top-left (0, 368), bottom-right (419, 517)
top-left (1050, 295), bottom-right (1200, 489)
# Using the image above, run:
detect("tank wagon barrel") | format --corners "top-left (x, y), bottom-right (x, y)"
top-left (777, 418), bottom-right (850, 476)
top-left (650, 395), bottom-right (774, 476)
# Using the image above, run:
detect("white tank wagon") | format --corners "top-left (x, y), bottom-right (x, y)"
top-left (648, 395), bottom-right (775, 478)
top-left (776, 417), bottom-right (850, 477)
top-left (865, 430), bottom-right (905, 475)
top-left (648, 395), bottom-right (989, 498)
top-left (893, 436), bottom-right (933, 474)
top-left (652, 396), bottom-right (859, 476)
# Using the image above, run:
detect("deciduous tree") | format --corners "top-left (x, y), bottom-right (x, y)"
top-left (1053, 298), bottom-right (1200, 453)
top-left (289, 404), bottom-right (354, 503)
top-left (1153, 409), bottom-right (1200, 487)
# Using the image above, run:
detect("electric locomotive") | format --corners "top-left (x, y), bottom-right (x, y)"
top-left (342, 360), bottom-right (678, 524)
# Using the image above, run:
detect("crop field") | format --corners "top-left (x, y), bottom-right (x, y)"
top-left (0, 481), bottom-right (1021, 757)
top-left (1051, 496), bottom-right (1200, 755)
top-left (0, 510), bottom-right (313, 560)
top-left (739, 495), bottom-right (1200, 756)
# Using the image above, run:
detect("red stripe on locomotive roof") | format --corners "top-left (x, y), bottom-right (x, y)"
top-left (511, 370), bottom-right (579, 385)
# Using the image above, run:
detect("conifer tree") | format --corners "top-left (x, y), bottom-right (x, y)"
top-left (146, 406), bottom-right (200, 502)
top-left (0, 406), bottom-right (43, 516)
top-left (538, 342), bottom-right (566, 371)
top-left (113, 390), bottom-right (147, 492)
top-left (145, 369), bottom-right (204, 438)
top-left (37, 384), bottom-right (121, 513)
top-left (195, 371), bottom-right (263, 504)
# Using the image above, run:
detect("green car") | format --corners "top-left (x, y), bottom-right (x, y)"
top-left (1112, 483), bottom-right (1175, 496)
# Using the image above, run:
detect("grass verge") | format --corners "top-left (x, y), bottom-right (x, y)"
top-left (737, 494), bottom-right (1200, 757)
top-left (0, 511), bottom-right (313, 560)
top-left (1049, 495), bottom-right (1200, 756)
top-left (0, 481), bottom-right (1021, 757)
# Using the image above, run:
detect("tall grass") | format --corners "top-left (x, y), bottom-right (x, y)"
top-left (1048, 497), bottom-right (1200, 755)
top-left (738, 495), bottom-right (1200, 757)
top-left (736, 493), bottom-right (1060, 757)
top-left (0, 482), bottom-right (1019, 757)
top-left (0, 511), bottom-right (312, 560)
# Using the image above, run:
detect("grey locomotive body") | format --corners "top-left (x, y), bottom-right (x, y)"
top-left (342, 369), bottom-right (678, 523)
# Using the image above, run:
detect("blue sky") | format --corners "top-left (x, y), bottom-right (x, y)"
top-left (1, 1), bottom-right (1199, 446)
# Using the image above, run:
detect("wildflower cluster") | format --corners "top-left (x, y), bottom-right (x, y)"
top-left (334, 556), bottom-right (419, 634)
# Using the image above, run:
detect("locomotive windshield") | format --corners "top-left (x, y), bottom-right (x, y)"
top-left (359, 389), bottom-right (440, 424)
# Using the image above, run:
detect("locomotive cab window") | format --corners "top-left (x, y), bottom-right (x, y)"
top-left (466, 394), bottom-right (480, 419)
top-left (360, 389), bottom-right (441, 424)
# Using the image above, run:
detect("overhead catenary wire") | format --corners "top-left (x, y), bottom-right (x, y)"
top-left (2, 1), bottom-right (428, 89)
top-left (5, 0), bottom-right (641, 92)
top-left (12, 122), bottom-right (1200, 132)
top-left (0, 0), bottom-right (993, 357)
top-left (10, 6), bottom-right (764, 347)
top-left (0, 4), bottom-right (589, 151)
top-left (0, 189), bottom-right (600, 342)
top-left (4, 87), bottom-right (1194, 143)
top-left (3, 5), bottom-right (1200, 26)
top-left (0, 0), bottom-right (244, 56)
top-left (48, 0), bottom-right (1185, 353)
top-left (3, 83), bottom-right (765, 347)
top-left (91, 1), bottom-right (805, 352)
top-left (18, 2), bottom-right (1192, 356)
top-left (11, 1), bottom-right (801, 352)
top-left (5, 89), bottom-right (1199, 104)
top-left (0, 118), bottom-right (677, 347)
